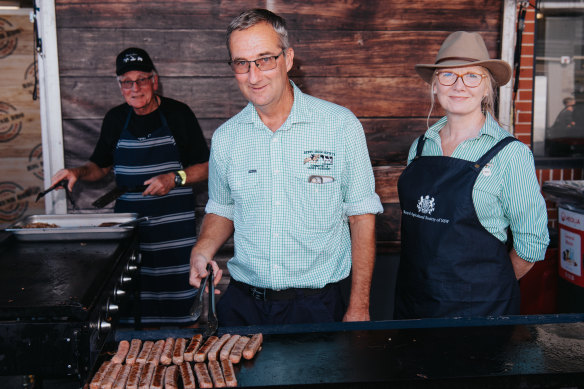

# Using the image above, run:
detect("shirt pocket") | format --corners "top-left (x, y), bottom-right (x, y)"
top-left (230, 169), bottom-right (260, 205)
top-left (294, 175), bottom-right (342, 231)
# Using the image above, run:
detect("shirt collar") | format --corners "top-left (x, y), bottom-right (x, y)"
top-left (425, 112), bottom-right (499, 143)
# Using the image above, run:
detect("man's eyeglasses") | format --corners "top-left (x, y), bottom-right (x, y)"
top-left (228, 50), bottom-right (285, 74)
top-left (119, 76), bottom-right (153, 90)
top-left (436, 71), bottom-right (487, 88)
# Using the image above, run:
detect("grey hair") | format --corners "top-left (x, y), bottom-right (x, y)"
top-left (226, 8), bottom-right (289, 59)
top-left (426, 66), bottom-right (499, 129)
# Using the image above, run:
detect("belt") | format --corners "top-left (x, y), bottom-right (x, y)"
top-left (230, 278), bottom-right (334, 301)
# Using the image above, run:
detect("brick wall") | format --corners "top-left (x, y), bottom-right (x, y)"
top-left (514, 4), bottom-right (583, 231)
top-left (514, 4), bottom-right (583, 314)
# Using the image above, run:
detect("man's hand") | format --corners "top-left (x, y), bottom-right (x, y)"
top-left (343, 306), bottom-right (370, 322)
top-left (143, 172), bottom-right (176, 196)
top-left (189, 251), bottom-right (223, 293)
top-left (51, 168), bottom-right (79, 192)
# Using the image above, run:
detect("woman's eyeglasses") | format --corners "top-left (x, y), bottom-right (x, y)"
top-left (436, 71), bottom-right (486, 88)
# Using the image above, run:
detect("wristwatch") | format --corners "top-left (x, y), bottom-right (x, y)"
top-left (174, 170), bottom-right (187, 187)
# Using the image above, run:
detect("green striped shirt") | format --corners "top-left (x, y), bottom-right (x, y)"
top-left (207, 82), bottom-right (383, 289)
top-left (407, 114), bottom-right (549, 262)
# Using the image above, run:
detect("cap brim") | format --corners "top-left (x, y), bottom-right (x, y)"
top-left (415, 59), bottom-right (512, 86)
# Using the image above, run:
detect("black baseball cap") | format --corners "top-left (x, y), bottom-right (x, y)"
top-left (116, 47), bottom-right (156, 76)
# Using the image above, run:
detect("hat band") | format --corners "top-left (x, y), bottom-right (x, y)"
top-left (435, 56), bottom-right (480, 65)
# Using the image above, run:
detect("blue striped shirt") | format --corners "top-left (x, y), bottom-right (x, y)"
top-left (207, 82), bottom-right (383, 289)
top-left (407, 114), bottom-right (549, 262)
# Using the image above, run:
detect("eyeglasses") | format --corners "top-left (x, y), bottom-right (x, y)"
top-left (436, 71), bottom-right (487, 88)
top-left (119, 76), bottom-right (153, 90)
top-left (228, 50), bottom-right (285, 74)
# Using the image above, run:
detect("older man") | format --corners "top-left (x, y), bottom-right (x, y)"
top-left (52, 47), bottom-right (209, 326)
top-left (189, 9), bottom-right (383, 326)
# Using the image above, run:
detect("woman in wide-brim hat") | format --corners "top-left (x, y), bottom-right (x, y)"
top-left (394, 31), bottom-right (550, 320)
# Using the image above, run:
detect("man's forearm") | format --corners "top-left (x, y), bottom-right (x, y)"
top-left (183, 162), bottom-right (209, 185)
top-left (193, 213), bottom-right (234, 259)
top-left (345, 213), bottom-right (376, 321)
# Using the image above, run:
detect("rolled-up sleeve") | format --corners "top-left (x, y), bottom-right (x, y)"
top-left (205, 131), bottom-right (235, 221)
top-left (342, 115), bottom-right (384, 216)
top-left (502, 146), bottom-right (550, 262)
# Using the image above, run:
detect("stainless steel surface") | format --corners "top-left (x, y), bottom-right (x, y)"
top-left (6, 213), bottom-right (139, 241)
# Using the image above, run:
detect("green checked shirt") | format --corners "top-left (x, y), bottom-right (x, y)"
top-left (207, 81), bottom-right (383, 289)
top-left (407, 113), bottom-right (549, 262)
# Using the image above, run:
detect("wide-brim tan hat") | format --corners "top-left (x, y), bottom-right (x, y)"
top-left (415, 31), bottom-right (512, 86)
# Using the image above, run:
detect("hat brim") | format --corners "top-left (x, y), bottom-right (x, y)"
top-left (415, 59), bottom-right (512, 86)
top-left (116, 63), bottom-right (156, 76)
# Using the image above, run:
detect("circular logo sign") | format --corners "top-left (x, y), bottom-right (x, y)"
top-left (0, 101), bottom-right (23, 142)
top-left (0, 181), bottom-right (41, 223)
top-left (0, 17), bottom-right (21, 59)
top-left (28, 143), bottom-right (43, 180)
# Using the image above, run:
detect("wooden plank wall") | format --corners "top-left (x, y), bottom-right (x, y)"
top-left (0, 14), bottom-right (43, 228)
top-left (54, 0), bottom-right (504, 249)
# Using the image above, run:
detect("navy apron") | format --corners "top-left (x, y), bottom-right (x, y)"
top-left (395, 135), bottom-right (520, 319)
top-left (114, 106), bottom-right (197, 326)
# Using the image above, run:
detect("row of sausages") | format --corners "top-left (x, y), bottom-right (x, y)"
top-left (89, 333), bottom-right (263, 388)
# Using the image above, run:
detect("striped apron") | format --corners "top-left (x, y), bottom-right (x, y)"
top-left (114, 108), bottom-right (197, 326)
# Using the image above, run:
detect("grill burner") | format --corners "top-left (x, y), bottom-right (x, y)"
top-left (0, 230), bottom-right (138, 386)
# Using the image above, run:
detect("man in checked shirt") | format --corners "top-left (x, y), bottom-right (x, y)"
top-left (189, 8), bottom-right (383, 326)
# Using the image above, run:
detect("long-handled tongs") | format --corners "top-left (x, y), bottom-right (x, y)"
top-left (189, 263), bottom-right (218, 337)
top-left (204, 269), bottom-right (218, 337)
top-left (35, 179), bottom-right (76, 208)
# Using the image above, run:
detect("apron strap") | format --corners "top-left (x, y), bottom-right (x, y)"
top-left (472, 137), bottom-right (518, 171)
top-left (414, 135), bottom-right (426, 159)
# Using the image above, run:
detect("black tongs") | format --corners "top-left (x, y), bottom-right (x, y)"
top-left (190, 263), bottom-right (218, 336)
top-left (35, 179), bottom-right (76, 207)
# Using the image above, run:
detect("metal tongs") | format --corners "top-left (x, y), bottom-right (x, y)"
top-left (35, 179), bottom-right (76, 208)
top-left (190, 263), bottom-right (218, 337)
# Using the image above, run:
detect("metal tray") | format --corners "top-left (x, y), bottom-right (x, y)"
top-left (5, 213), bottom-right (139, 241)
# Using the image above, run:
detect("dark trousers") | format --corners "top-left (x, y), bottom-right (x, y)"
top-left (216, 280), bottom-right (346, 326)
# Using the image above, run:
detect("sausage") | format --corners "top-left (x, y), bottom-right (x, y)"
top-left (149, 364), bottom-right (166, 389)
top-left (159, 337), bottom-right (175, 365)
top-left (125, 339), bottom-right (142, 365)
top-left (193, 362), bottom-right (213, 388)
top-left (100, 362), bottom-right (121, 389)
top-left (125, 363), bottom-right (144, 389)
top-left (194, 336), bottom-right (218, 363)
top-left (243, 333), bottom-right (263, 360)
top-left (112, 364), bottom-right (132, 389)
top-left (208, 360), bottom-right (226, 388)
top-left (229, 336), bottom-right (250, 364)
top-left (111, 340), bottom-right (129, 364)
top-left (172, 337), bottom-right (187, 365)
top-left (89, 360), bottom-right (111, 389)
top-left (207, 334), bottom-right (231, 361)
top-left (164, 365), bottom-right (179, 389)
top-left (135, 340), bottom-right (153, 364)
top-left (220, 335), bottom-right (240, 361)
top-left (179, 361), bottom-right (196, 389)
top-left (146, 339), bottom-right (165, 366)
top-left (221, 359), bottom-right (238, 387)
top-left (184, 334), bottom-right (203, 362)
top-left (138, 362), bottom-right (156, 389)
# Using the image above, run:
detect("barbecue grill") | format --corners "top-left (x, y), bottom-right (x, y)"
top-left (0, 221), bottom-right (139, 387)
top-left (102, 314), bottom-right (584, 388)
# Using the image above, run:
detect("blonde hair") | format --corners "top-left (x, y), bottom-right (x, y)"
top-left (426, 66), bottom-right (498, 129)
